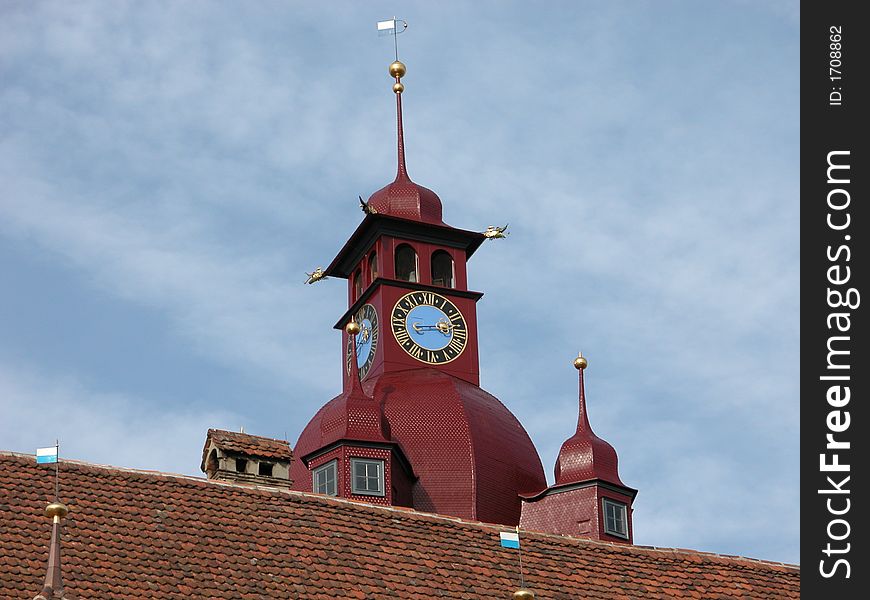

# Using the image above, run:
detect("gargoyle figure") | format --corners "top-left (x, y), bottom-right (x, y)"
top-left (305, 267), bottom-right (328, 284)
top-left (483, 224), bottom-right (509, 239)
top-left (359, 195), bottom-right (378, 215)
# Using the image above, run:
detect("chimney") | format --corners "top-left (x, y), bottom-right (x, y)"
top-left (201, 429), bottom-right (293, 488)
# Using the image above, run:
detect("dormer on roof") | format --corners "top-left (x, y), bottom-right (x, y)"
top-left (201, 429), bottom-right (293, 488)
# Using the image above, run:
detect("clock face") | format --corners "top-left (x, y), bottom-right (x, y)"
top-left (346, 303), bottom-right (379, 379)
top-left (391, 291), bottom-right (468, 364)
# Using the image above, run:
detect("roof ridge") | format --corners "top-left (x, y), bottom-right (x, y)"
top-left (207, 428), bottom-right (290, 443)
top-left (0, 450), bottom-right (799, 571)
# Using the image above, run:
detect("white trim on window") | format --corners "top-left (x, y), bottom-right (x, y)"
top-left (602, 498), bottom-right (629, 539)
top-left (350, 458), bottom-right (385, 496)
top-left (313, 460), bottom-right (338, 496)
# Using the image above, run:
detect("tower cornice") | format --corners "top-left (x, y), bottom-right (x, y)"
top-left (324, 213), bottom-right (486, 280)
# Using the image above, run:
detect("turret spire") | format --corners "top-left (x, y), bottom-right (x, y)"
top-left (554, 353), bottom-right (625, 486)
top-left (34, 501), bottom-right (69, 600)
top-left (340, 321), bottom-right (390, 442)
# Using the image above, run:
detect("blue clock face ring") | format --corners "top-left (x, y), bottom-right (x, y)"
top-left (391, 291), bottom-right (468, 364)
top-left (346, 303), bottom-right (378, 379)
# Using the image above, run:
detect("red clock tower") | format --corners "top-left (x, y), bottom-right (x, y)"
top-left (289, 61), bottom-right (547, 525)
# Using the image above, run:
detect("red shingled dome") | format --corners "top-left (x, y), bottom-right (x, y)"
top-left (554, 366), bottom-right (624, 486)
top-left (292, 368), bottom-right (546, 525)
top-left (367, 176), bottom-right (443, 225)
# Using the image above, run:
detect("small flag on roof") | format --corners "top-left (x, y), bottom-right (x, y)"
top-left (36, 446), bottom-right (58, 464)
top-left (499, 531), bottom-right (520, 549)
top-left (377, 18), bottom-right (408, 36)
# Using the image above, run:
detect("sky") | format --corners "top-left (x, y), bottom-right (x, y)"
top-left (0, 1), bottom-right (799, 564)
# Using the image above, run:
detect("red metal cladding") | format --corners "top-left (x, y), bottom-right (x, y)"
top-left (554, 367), bottom-right (624, 486)
top-left (520, 485), bottom-right (634, 544)
top-left (291, 367), bottom-right (546, 526)
top-left (367, 178), bottom-right (444, 225)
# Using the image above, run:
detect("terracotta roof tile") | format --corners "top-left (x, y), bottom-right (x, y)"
top-left (202, 429), bottom-right (292, 465)
top-left (1, 452), bottom-right (799, 598)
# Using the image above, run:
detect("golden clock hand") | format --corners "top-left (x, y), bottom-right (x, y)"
top-left (411, 320), bottom-right (454, 335)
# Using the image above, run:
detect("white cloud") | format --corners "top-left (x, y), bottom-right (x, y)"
top-left (0, 362), bottom-right (238, 475)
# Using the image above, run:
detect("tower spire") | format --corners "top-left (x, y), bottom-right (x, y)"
top-left (34, 501), bottom-right (69, 600)
top-left (365, 55), bottom-right (445, 223)
top-left (390, 60), bottom-right (409, 180)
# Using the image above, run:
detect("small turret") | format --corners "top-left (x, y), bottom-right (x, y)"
top-left (519, 353), bottom-right (637, 542)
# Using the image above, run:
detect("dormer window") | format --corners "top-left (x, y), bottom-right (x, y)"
top-left (258, 462), bottom-right (274, 477)
top-left (350, 458), bottom-right (385, 496)
top-left (235, 458), bottom-right (248, 473)
top-left (602, 498), bottom-right (629, 539)
top-left (395, 245), bottom-right (418, 282)
top-left (313, 461), bottom-right (337, 496)
top-left (431, 250), bottom-right (454, 288)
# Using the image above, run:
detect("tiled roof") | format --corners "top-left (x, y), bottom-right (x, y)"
top-left (202, 428), bottom-right (292, 463)
top-left (0, 452), bottom-right (799, 599)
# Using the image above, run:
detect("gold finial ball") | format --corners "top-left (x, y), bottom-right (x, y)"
top-left (513, 589), bottom-right (535, 600)
top-left (573, 353), bottom-right (588, 370)
top-left (45, 502), bottom-right (69, 520)
top-left (392, 82), bottom-right (405, 94)
top-left (346, 321), bottom-right (361, 336)
top-left (389, 60), bottom-right (406, 79)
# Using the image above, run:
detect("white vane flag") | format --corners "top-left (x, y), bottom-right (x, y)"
top-left (377, 18), bottom-right (407, 36)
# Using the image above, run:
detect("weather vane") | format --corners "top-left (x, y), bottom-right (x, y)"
top-left (377, 17), bottom-right (408, 61)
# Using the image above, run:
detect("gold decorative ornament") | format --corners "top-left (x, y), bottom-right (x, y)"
top-left (359, 195), bottom-right (378, 214)
top-left (389, 60), bottom-right (406, 79)
top-left (45, 502), bottom-right (69, 521)
top-left (513, 589), bottom-right (535, 600)
top-left (346, 321), bottom-right (361, 336)
top-left (483, 224), bottom-right (509, 239)
top-left (393, 82), bottom-right (405, 94)
top-left (305, 267), bottom-right (327, 285)
top-left (573, 352), bottom-right (588, 370)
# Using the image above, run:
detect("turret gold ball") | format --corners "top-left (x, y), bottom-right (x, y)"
top-left (346, 321), bottom-right (361, 336)
top-left (45, 502), bottom-right (69, 520)
top-left (513, 589), bottom-right (535, 600)
top-left (389, 60), bottom-right (406, 79)
top-left (573, 354), bottom-right (588, 370)
top-left (392, 82), bottom-right (405, 94)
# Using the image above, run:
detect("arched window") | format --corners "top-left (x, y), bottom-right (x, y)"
top-left (369, 251), bottom-right (379, 281)
top-left (431, 250), bottom-right (454, 288)
top-left (353, 269), bottom-right (363, 299)
top-left (394, 244), bottom-right (418, 282)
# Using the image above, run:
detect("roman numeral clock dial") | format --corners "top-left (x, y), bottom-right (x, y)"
top-left (391, 291), bottom-right (468, 365)
top-left (346, 303), bottom-right (379, 379)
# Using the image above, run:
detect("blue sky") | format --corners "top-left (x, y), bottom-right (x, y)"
top-left (0, 1), bottom-right (799, 563)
